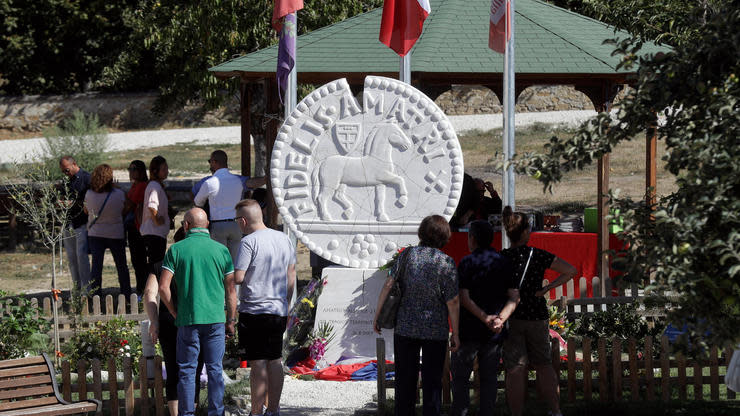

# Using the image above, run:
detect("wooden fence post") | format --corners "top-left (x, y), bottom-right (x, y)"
top-left (612, 338), bottom-right (622, 401)
top-left (709, 346), bottom-right (719, 401)
top-left (645, 336), bottom-right (654, 401)
top-left (677, 352), bottom-right (687, 401)
top-left (139, 356), bottom-right (149, 416)
top-left (583, 338), bottom-right (592, 401)
top-left (154, 356), bottom-right (165, 416)
top-left (598, 338), bottom-right (608, 401)
top-left (661, 336), bottom-right (670, 401)
top-left (106, 295), bottom-right (114, 316)
top-left (62, 360), bottom-right (72, 402)
top-left (78, 359), bottom-right (88, 401)
top-left (628, 338), bottom-right (639, 401)
top-left (725, 348), bottom-right (736, 400)
top-left (567, 338), bottom-right (576, 402)
top-left (124, 357), bottom-right (134, 416)
top-left (109, 357), bottom-right (119, 416)
top-left (376, 338), bottom-right (386, 413)
top-left (117, 294), bottom-right (126, 315)
top-left (693, 360), bottom-right (702, 400)
top-left (92, 359), bottom-right (103, 413)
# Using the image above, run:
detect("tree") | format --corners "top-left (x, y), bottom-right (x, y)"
top-left (513, 2), bottom-right (739, 346)
top-left (0, 0), bottom-right (139, 95)
top-left (99, 0), bottom-right (383, 112)
top-left (5, 166), bottom-right (75, 360)
top-left (547, 0), bottom-right (724, 46)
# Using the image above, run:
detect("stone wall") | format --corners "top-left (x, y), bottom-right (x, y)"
top-left (1, 84), bottom-right (619, 134)
top-left (0, 92), bottom-right (241, 133)
top-left (434, 85), bottom-right (596, 115)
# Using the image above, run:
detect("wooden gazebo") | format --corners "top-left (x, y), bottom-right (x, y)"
top-left (210, 0), bottom-right (666, 280)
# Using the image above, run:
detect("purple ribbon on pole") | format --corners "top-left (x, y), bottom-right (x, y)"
top-left (277, 13), bottom-right (297, 104)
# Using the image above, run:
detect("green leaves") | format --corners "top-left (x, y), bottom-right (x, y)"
top-left (516, 2), bottom-right (740, 345)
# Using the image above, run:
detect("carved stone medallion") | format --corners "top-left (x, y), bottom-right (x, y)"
top-left (271, 76), bottom-right (464, 268)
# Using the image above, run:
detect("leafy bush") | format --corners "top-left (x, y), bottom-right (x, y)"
top-left (42, 110), bottom-right (109, 177)
top-left (570, 303), bottom-right (665, 358)
top-left (0, 291), bottom-right (51, 360)
top-left (64, 318), bottom-right (142, 372)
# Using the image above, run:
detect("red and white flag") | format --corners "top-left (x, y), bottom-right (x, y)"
top-left (272, 0), bottom-right (303, 31)
top-left (489, 0), bottom-right (511, 54)
top-left (379, 0), bottom-right (431, 56)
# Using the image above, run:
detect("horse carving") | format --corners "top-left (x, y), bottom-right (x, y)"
top-left (311, 123), bottom-right (412, 222)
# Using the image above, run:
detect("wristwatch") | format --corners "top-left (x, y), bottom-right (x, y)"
top-left (227, 317), bottom-right (238, 323)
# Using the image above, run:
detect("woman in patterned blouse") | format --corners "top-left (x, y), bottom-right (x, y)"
top-left (373, 215), bottom-right (460, 416)
top-left (501, 206), bottom-right (577, 416)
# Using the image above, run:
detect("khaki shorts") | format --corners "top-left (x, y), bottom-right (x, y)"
top-left (503, 319), bottom-right (552, 369)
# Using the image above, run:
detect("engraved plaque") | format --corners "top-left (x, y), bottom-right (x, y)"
top-left (271, 76), bottom-right (464, 268)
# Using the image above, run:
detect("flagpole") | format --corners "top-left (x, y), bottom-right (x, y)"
top-left (284, 11), bottom-right (298, 307)
top-left (502, 0), bottom-right (516, 249)
top-left (285, 12), bottom-right (298, 117)
top-left (400, 54), bottom-right (411, 84)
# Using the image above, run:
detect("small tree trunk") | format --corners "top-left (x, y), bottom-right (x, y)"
top-left (51, 243), bottom-right (61, 366)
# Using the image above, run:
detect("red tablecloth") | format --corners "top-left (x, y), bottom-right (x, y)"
top-left (442, 231), bottom-right (624, 298)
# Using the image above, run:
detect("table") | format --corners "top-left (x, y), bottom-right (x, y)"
top-left (442, 231), bottom-right (625, 298)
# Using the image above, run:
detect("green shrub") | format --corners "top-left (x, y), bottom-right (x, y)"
top-left (0, 291), bottom-right (51, 360)
top-left (63, 317), bottom-right (142, 372)
top-left (570, 303), bottom-right (665, 358)
top-left (42, 110), bottom-right (109, 177)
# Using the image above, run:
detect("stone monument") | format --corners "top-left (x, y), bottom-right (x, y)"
top-left (271, 75), bottom-right (464, 268)
top-left (272, 76), bottom-right (463, 364)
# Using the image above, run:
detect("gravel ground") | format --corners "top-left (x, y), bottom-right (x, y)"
top-left (225, 376), bottom-right (380, 416)
top-left (0, 110), bottom-right (600, 164)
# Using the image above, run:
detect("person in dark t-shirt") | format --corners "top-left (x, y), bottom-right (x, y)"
top-left (451, 220), bottom-right (519, 416)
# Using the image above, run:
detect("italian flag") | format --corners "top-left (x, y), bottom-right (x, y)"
top-left (379, 0), bottom-right (431, 56)
top-left (489, 0), bottom-right (510, 54)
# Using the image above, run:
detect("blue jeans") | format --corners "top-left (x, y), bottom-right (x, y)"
top-left (450, 338), bottom-right (503, 416)
top-left (63, 225), bottom-right (90, 290)
top-left (88, 236), bottom-right (131, 297)
top-left (177, 324), bottom-right (225, 416)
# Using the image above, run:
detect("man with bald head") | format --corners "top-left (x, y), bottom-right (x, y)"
top-left (159, 207), bottom-right (237, 416)
top-left (234, 199), bottom-right (296, 416)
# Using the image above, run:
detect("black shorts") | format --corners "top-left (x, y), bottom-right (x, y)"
top-left (238, 312), bottom-right (287, 361)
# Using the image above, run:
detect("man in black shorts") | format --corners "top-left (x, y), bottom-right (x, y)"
top-left (234, 200), bottom-right (296, 416)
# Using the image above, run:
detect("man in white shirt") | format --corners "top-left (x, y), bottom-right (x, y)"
top-left (194, 150), bottom-right (265, 260)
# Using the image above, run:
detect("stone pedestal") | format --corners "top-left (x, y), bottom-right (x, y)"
top-left (314, 267), bottom-right (394, 364)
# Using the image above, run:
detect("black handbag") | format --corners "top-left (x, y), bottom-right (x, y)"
top-left (376, 248), bottom-right (410, 329)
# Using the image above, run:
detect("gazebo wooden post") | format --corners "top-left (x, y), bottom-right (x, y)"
top-left (265, 78), bottom-right (280, 227)
top-left (594, 82), bottom-right (617, 296)
top-left (646, 117), bottom-right (658, 207)
top-left (597, 153), bottom-right (610, 295)
top-left (240, 80), bottom-right (252, 177)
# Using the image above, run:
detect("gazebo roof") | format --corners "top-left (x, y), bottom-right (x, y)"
top-left (209, 0), bottom-right (666, 86)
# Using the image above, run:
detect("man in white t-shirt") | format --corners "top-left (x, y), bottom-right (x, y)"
top-left (194, 150), bottom-right (265, 261)
top-left (234, 199), bottom-right (296, 416)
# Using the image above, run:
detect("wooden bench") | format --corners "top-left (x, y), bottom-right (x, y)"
top-left (0, 353), bottom-right (100, 416)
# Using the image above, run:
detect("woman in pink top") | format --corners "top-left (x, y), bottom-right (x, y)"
top-left (140, 156), bottom-right (170, 274)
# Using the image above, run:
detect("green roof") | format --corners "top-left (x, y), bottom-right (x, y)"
top-left (210, 0), bottom-right (666, 81)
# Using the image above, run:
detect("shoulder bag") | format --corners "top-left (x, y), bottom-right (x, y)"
top-left (376, 248), bottom-right (411, 329)
top-left (87, 191), bottom-right (112, 230)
